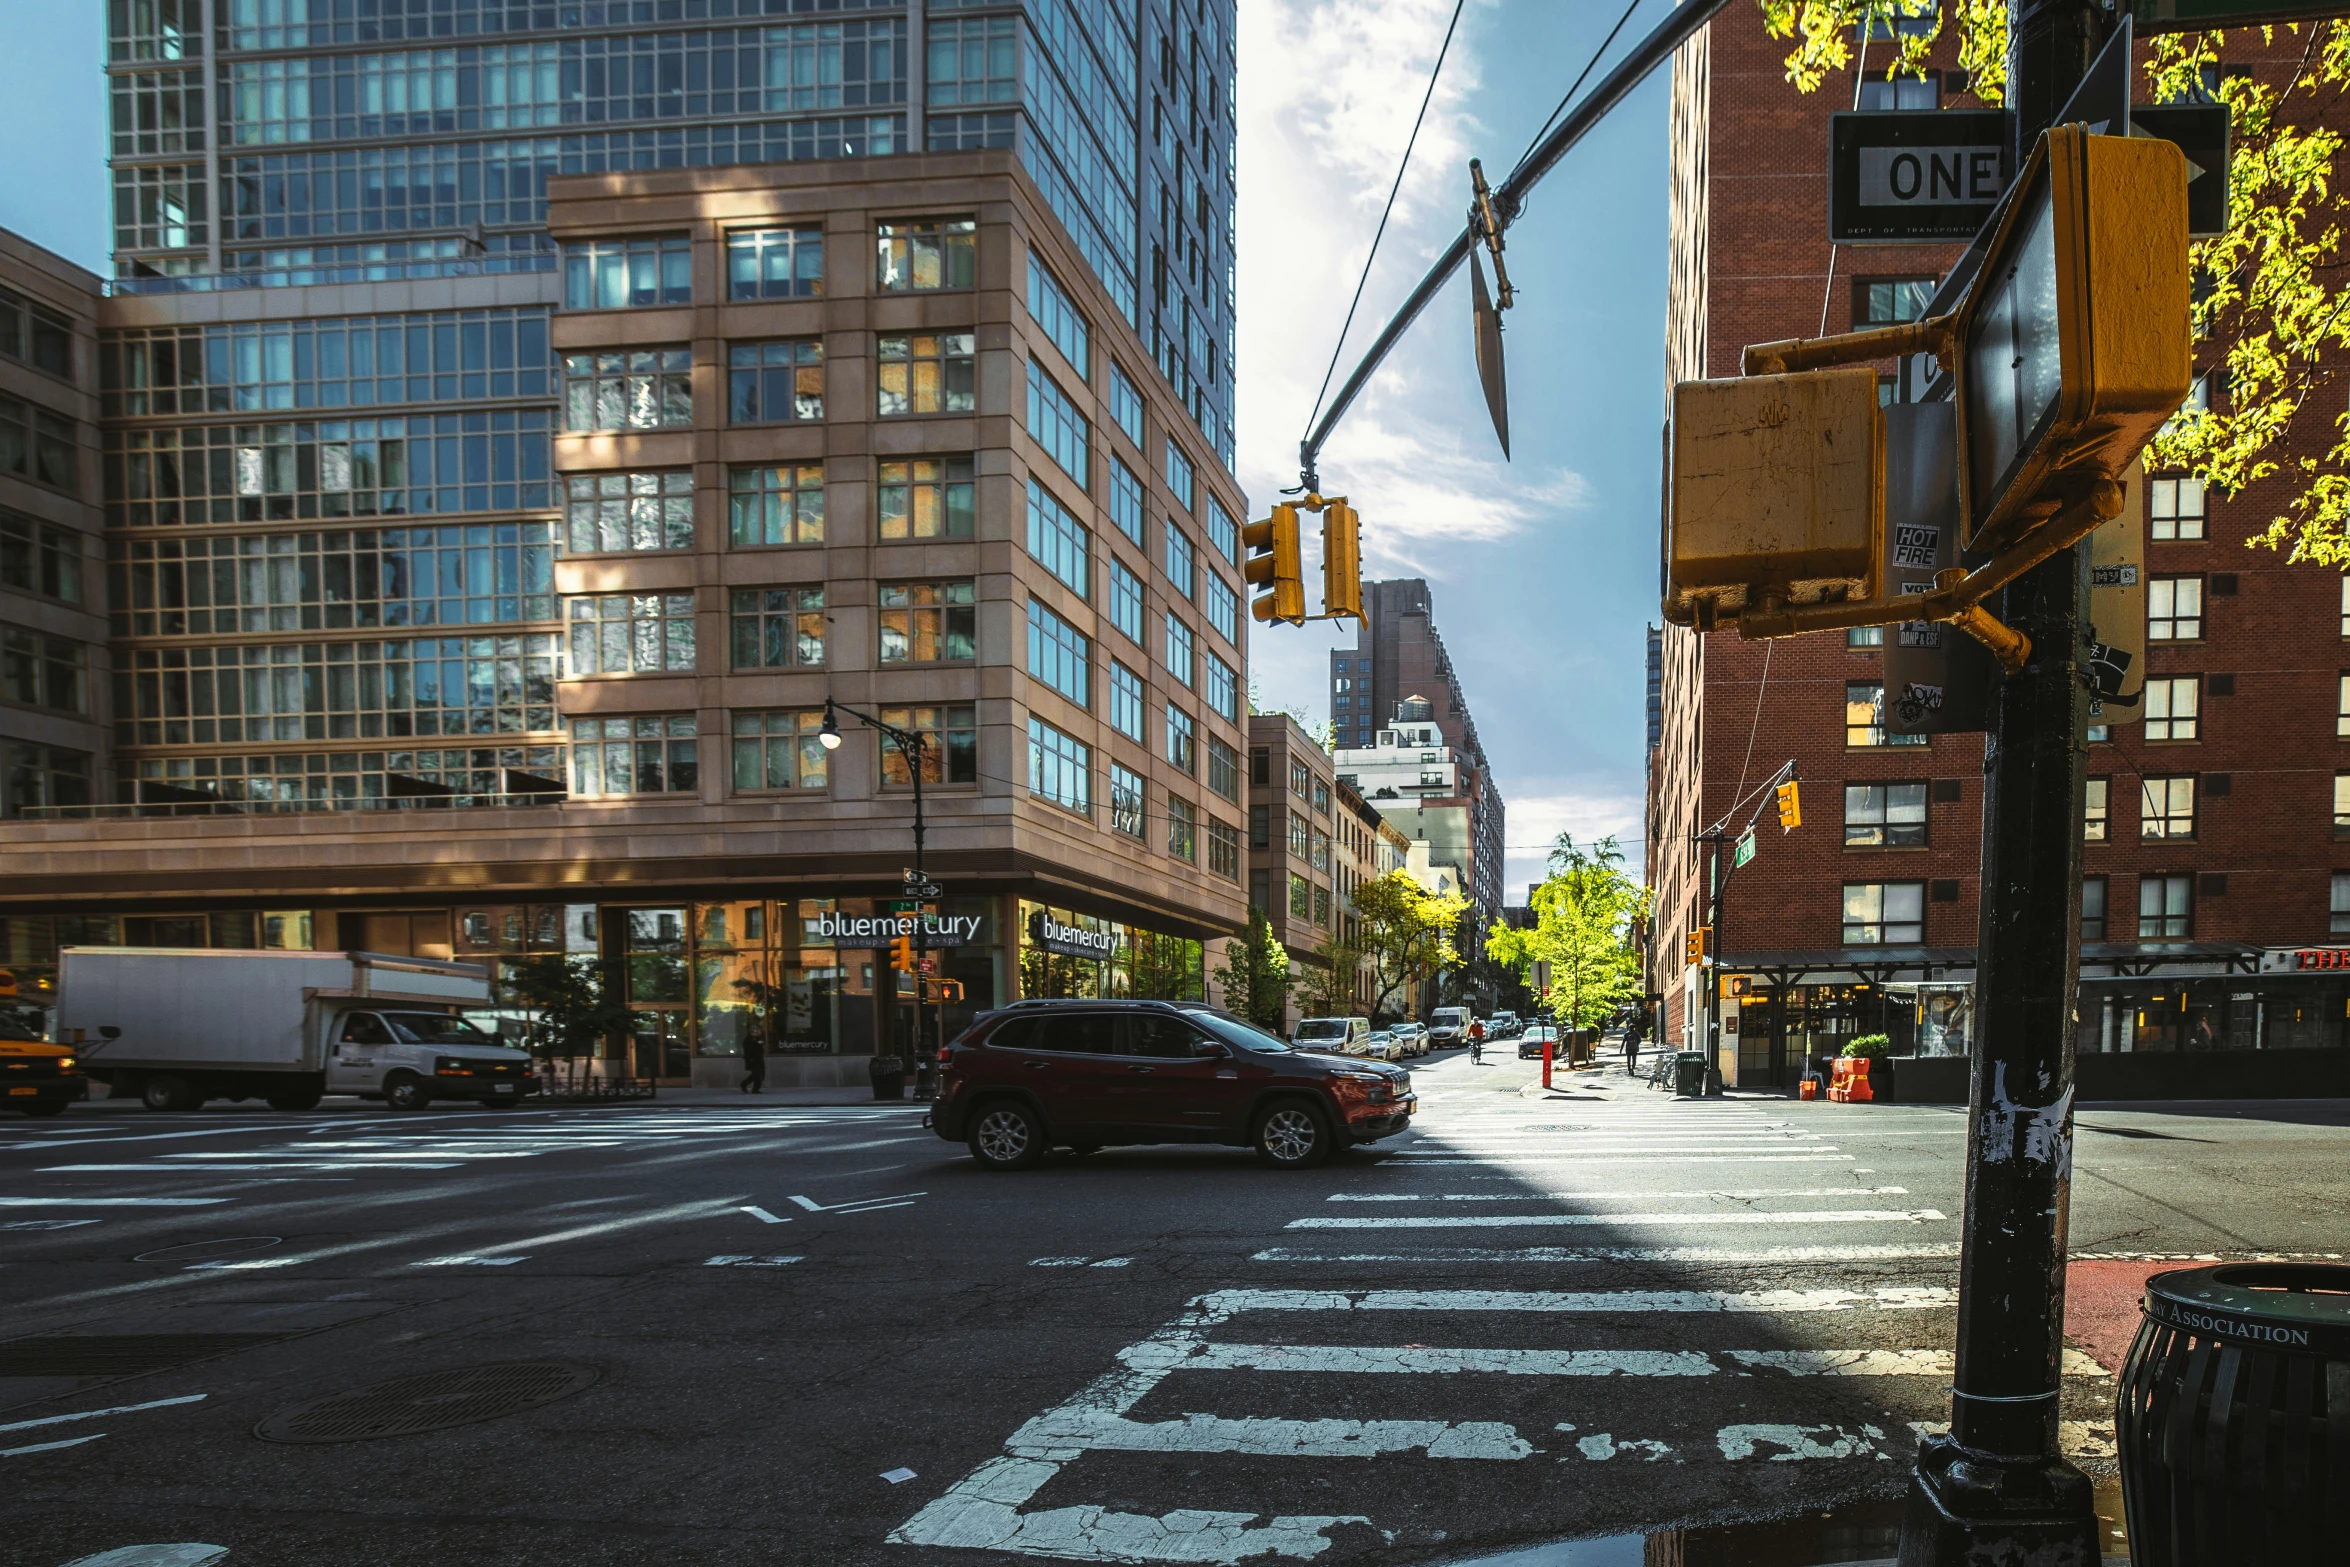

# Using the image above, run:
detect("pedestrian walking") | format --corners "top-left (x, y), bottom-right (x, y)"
top-left (741, 1031), bottom-right (766, 1094)
top-left (1625, 1025), bottom-right (1641, 1078)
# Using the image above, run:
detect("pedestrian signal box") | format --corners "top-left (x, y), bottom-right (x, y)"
top-left (889, 935), bottom-right (914, 973)
top-left (1242, 503), bottom-right (1306, 625)
top-left (1320, 499), bottom-right (1362, 621)
top-left (1776, 780), bottom-right (1802, 831)
top-left (1685, 927), bottom-right (1711, 965)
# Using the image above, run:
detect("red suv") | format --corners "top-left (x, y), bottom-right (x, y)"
top-left (927, 1000), bottom-right (1416, 1170)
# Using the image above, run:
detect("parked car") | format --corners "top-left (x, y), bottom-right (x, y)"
top-left (1292, 1017), bottom-right (1370, 1054)
top-left (1, 1014), bottom-right (84, 1117)
top-left (1388, 1022), bottom-right (1428, 1057)
top-left (1358, 1031), bottom-right (1402, 1062)
top-left (1518, 1023), bottom-right (1562, 1060)
top-left (928, 1000), bottom-right (1416, 1170)
top-left (1491, 1011), bottom-right (1523, 1039)
top-left (1427, 1006), bottom-right (1472, 1046)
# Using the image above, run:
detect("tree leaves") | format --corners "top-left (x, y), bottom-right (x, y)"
top-left (1488, 833), bottom-right (1650, 1029)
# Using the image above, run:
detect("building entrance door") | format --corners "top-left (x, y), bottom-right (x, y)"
top-left (630, 1010), bottom-right (690, 1082)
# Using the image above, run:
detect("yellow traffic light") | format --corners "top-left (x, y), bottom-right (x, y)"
top-left (1242, 503), bottom-right (1306, 625)
top-left (1685, 927), bottom-right (1711, 965)
top-left (1776, 779), bottom-right (1802, 832)
top-left (1321, 499), bottom-right (1362, 621)
top-left (1953, 126), bottom-right (2192, 555)
top-left (889, 935), bottom-right (914, 973)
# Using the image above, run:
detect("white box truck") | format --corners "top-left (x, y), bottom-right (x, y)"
top-left (57, 948), bottom-right (534, 1113)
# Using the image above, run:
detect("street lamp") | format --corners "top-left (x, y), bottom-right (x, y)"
top-left (819, 698), bottom-right (939, 1098)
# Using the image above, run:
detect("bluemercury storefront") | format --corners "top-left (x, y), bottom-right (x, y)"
top-left (1015, 901), bottom-right (1206, 1002)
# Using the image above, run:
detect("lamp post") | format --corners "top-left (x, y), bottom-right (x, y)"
top-left (818, 698), bottom-right (939, 1099)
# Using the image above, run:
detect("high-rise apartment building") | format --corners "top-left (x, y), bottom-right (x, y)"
top-left (0, 0), bottom-right (1245, 1089)
top-left (1328, 578), bottom-right (1504, 942)
top-left (1647, 17), bottom-right (2350, 1100)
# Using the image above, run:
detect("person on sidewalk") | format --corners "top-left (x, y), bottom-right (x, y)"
top-left (741, 1031), bottom-right (766, 1094)
top-left (1625, 1025), bottom-right (1641, 1078)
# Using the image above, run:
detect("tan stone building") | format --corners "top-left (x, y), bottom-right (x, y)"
top-left (0, 153), bottom-right (1250, 1086)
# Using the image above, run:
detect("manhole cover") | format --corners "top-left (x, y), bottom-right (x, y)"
top-left (254, 1362), bottom-right (599, 1443)
top-left (135, 1236), bottom-right (283, 1264)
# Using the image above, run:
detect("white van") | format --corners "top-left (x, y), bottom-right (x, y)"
top-left (1292, 1017), bottom-right (1371, 1055)
top-left (1428, 1006), bottom-right (1472, 1046)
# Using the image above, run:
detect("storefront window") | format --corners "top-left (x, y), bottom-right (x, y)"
top-left (1017, 900), bottom-right (1201, 1002)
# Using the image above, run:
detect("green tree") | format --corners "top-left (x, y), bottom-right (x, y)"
top-left (1293, 931), bottom-right (1365, 1019)
top-left (1487, 834), bottom-right (1650, 1030)
top-left (1761, 2), bottom-right (2350, 566)
top-left (1353, 870), bottom-right (1471, 1022)
top-left (1209, 906), bottom-right (1295, 1029)
top-left (1126, 931), bottom-right (1206, 1001)
top-left (505, 954), bottom-right (633, 1077)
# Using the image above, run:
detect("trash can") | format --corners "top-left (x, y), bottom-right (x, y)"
top-left (867, 1054), bottom-right (907, 1101)
top-left (1674, 1049), bottom-right (1708, 1098)
top-left (2116, 1261), bottom-right (2350, 1565)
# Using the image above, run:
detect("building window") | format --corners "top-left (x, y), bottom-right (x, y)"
top-left (1027, 598), bottom-right (1091, 706)
top-left (1848, 625), bottom-right (1885, 648)
top-left (728, 341), bottom-right (824, 424)
top-left (1167, 795), bottom-right (1198, 862)
top-left (728, 463), bottom-right (825, 547)
top-left (1855, 279), bottom-right (1936, 324)
top-left (883, 704), bottom-right (978, 785)
top-left (1026, 478), bottom-right (1090, 598)
top-left (1312, 827), bottom-right (1332, 873)
top-left (877, 217), bottom-right (976, 291)
top-left (1109, 660), bottom-right (1145, 741)
top-left (2332, 871), bottom-right (2350, 934)
top-left (2335, 774), bottom-right (2350, 837)
top-left (1208, 736), bottom-right (1239, 801)
top-left (1165, 613), bottom-right (1195, 687)
top-left (726, 226), bottom-right (824, 300)
top-left (1, 740), bottom-right (90, 818)
top-left (879, 581), bottom-right (977, 663)
top-left (1109, 361), bottom-right (1145, 448)
top-left (1165, 520), bottom-right (1195, 599)
top-left (1856, 75), bottom-right (1939, 110)
top-left (730, 709), bottom-right (828, 791)
top-left (0, 287), bottom-right (73, 379)
top-left (1206, 574), bottom-right (1238, 644)
top-left (1167, 704), bottom-right (1196, 775)
top-left (878, 456), bottom-right (973, 540)
top-left (929, 14), bottom-right (1018, 104)
top-left (2139, 874), bottom-right (2193, 939)
top-left (1289, 871), bottom-right (1312, 919)
top-left (1251, 867), bottom-right (1271, 912)
top-left (113, 163), bottom-right (207, 251)
top-left (1208, 818), bottom-right (1240, 880)
top-left (563, 237), bottom-right (691, 310)
top-left (1251, 747), bottom-right (1270, 789)
top-left (112, 67), bottom-right (207, 158)
top-left (2142, 776), bottom-right (2197, 840)
top-left (1027, 715), bottom-right (1091, 814)
top-left (1842, 882), bottom-right (1924, 945)
top-left (1109, 456), bottom-right (1146, 545)
top-left (1287, 811), bottom-right (1310, 859)
top-left (571, 715), bottom-right (697, 796)
top-left (2145, 677), bottom-right (2200, 741)
top-left (1027, 359), bottom-right (1091, 485)
top-left (1290, 758), bottom-right (1311, 799)
top-left (878, 332), bottom-right (976, 415)
top-left (729, 588), bottom-right (825, 669)
top-left (1027, 253), bottom-right (1090, 379)
top-left (1108, 558), bottom-right (1144, 643)
top-left (2340, 674), bottom-right (2350, 738)
top-left (1844, 781), bottom-right (1928, 847)
top-left (562, 349), bottom-right (692, 431)
top-left (1314, 885), bottom-right (1331, 928)
top-left (2082, 877), bottom-right (2108, 941)
top-left (2086, 777), bottom-right (2109, 841)
top-left (1205, 651), bottom-right (1238, 721)
top-left (567, 594), bottom-right (696, 675)
top-left (117, 636), bottom-right (561, 743)
top-left (2148, 576), bottom-right (2203, 641)
top-left (1166, 442), bottom-right (1194, 511)
top-left (1846, 682), bottom-right (1925, 747)
top-left (1110, 762), bottom-right (1145, 838)
top-left (0, 629), bottom-right (89, 715)
top-left (1205, 496), bottom-right (1237, 563)
top-left (0, 395), bottom-right (78, 494)
top-left (0, 512), bottom-right (83, 603)
top-left (1250, 804), bottom-right (1269, 848)
top-left (566, 470), bottom-right (693, 555)
top-left (2150, 477), bottom-right (2206, 541)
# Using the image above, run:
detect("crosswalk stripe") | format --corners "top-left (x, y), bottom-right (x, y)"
top-left (1288, 1208), bottom-right (1944, 1231)
top-left (42, 1162), bottom-right (466, 1173)
top-left (1172, 1344), bottom-right (2110, 1379)
top-left (1195, 1287), bottom-right (1956, 1314)
top-left (1372, 1153), bottom-right (1856, 1164)
top-left (1251, 1243), bottom-right (1966, 1264)
top-left (1325, 1186), bottom-right (1908, 1201)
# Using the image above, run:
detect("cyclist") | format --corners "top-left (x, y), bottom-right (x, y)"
top-left (1468, 1018), bottom-right (1485, 1065)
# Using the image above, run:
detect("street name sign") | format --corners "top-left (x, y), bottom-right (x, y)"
top-left (1829, 110), bottom-right (2010, 243)
top-left (1733, 827), bottom-right (1756, 869)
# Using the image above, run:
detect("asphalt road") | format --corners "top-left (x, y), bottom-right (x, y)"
top-left (3, 1052), bottom-right (2345, 1567)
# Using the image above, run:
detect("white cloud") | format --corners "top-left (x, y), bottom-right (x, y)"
top-left (1501, 785), bottom-right (1647, 901)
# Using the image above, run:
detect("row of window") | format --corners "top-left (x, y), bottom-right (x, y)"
top-left (2, 512), bottom-right (85, 607)
top-left (562, 220), bottom-right (962, 310)
top-left (1837, 870), bottom-right (2272, 945)
top-left (1026, 714), bottom-right (1240, 879)
top-left (0, 286), bottom-right (73, 382)
top-left (1, 394), bottom-right (78, 497)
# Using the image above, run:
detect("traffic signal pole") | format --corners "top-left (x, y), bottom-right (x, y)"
top-left (1899, 4), bottom-right (2107, 1561)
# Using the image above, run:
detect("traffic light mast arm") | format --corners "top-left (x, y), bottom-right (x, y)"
top-left (1740, 315), bottom-right (1958, 378)
top-left (1295, 0), bottom-right (1738, 493)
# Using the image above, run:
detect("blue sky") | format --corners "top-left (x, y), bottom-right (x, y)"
top-left (0, 0), bottom-right (1677, 897)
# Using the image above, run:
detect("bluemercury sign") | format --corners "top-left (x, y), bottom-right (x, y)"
top-left (809, 911), bottom-right (978, 948)
top-left (1028, 912), bottom-right (1119, 960)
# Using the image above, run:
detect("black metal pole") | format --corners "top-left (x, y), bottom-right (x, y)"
top-left (1899, 4), bottom-right (2105, 1560)
top-left (910, 734), bottom-right (931, 1099)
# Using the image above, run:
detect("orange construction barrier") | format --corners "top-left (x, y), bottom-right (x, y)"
top-left (1799, 1077), bottom-right (1819, 1100)
top-left (1825, 1057), bottom-right (1874, 1104)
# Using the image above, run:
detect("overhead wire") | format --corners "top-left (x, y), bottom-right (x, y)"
top-left (1300, 0), bottom-right (1469, 446)
top-left (1500, 0), bottom-right (1647, 189)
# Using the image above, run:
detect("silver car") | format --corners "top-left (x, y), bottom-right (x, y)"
top-left (1357, 1030), bottom-right (1403, 1062)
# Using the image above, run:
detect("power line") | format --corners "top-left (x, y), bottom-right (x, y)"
top-left (1501, 0), bottom-right (1646, 190)
top-left (1300, 0), bottom-right (1468, 445)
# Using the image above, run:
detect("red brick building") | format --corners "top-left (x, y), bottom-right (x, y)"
top-left (1646, 17), bottom-right (2350, 1095)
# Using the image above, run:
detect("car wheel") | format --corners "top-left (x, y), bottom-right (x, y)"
top-left (383, 1073), bottom-right (430, 1111)
top-left (968, 1101), bottom-right (1045, 1170)
top-left (1254, 1101), bottom-right (1332, 1169)
top-left (141, 1075), bottom-right (201, 1113)
top-left (19, 1099), bottom-right (68, 1117)
top-left (266, 1089), bottom-right (323, 1112)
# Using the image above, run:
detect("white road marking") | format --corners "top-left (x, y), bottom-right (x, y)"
top-left (0, 1393), bottom-right (208, 1434)
top-left (61, 1544), bottom-right (231, 1567)
top-left (0, 1197), bottom-right (232, 1206)
top-left (412, 1256), bottom-right (527, 1267)
top-left (1288, 1208), bottom-right (1946, 1231)
top-left (1573, 1432), bottom-right (1674, 1461)
top-left (1717, 1423), bottom-right (1890, 1461)
top-left (1325, 1186), bottom-right (1909, 1202)
top-left (1029, 1256), bottom-right (1091, 1267)
top-left (785, 1191), bottom-right (927, 1213)
top-left (1180, 1343), bottom-right (1717, 1377)
top-left (1371, 1154), bottom-right (1856, 1165)
top-left (43, 1162), bottom-right (465, 1173)
top-left (705, 1255), bottom-right (804, 1267)
top-left (740, 1206), bottom-right (790, 1224)
top-left (2, 1433), bottom-right (107, 1457)
top-left (1, 1218), bottom-right (100, 1229)
top-left (1014, 1409), bottom-right (1533, 1460)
